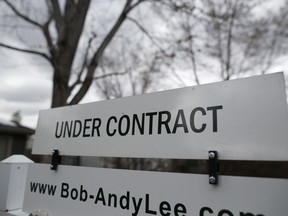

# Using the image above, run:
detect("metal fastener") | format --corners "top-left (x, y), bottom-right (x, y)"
top-left (209, 176), bottom-right (216, 184)
top-left (208, 152), bottom-right (215, 159)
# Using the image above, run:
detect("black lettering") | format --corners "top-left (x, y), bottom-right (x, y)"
top-left (107, 116), bottom-right (117, 136)
top-left (73, 120), bottom-right (82, 137)
top-left (55, 121), bottom-right (63, 138)
top-left (119, 115), bottom-right (130, 136)
top-left (30, 182), bottom-right (56, 196)
top-left (63, 121), bottom-right (72, 137)
top-left (94, 187), bottom-right (106, 205)
top-left (132, 197), bottom-right (143, 216)
top-left (145, 194), bottom-right (157, 215)
top-left (158, 111), bottom-right (171, 134)
top-left (159, 201), bottom-right (171, 216)
top-left (172, 109), bottom-right (188, 134)
top-left (146, 112), bottom-right (157, 135)
top-left (38, 183), bottom-right (47, 194)
top-left (80, 185), bottom-right (88, 202)
top-left (47, 184), bottom-right (57, 196)
top-left (30, 182), bottom-right (38, 192)
top-left (219, 209), bottom-right (233, 216)
top-left (207, 105), bottom-right (223, 132)
top-left (92, 118), bottom-right (101, 137)
top-left (108, 193), bottom-right (117, 207)
top-left (83, 119), bottom-right (92, 137)
top-left (132, 114), bottom-right (145, 135)
top-left (71, 188), bottom-right (78, 200)
top-left (61, 183), bottom-right (69, 198)
top-left (120, 191), bottom-right (130, 210)
top-left (190, 107), bottom-right (206, 133)
top-left (199, 207), bottom-right (213, 216)
top-left (174, 203), bottom-right (186, 216)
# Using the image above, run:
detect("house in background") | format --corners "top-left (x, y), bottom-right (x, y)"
top-left (0, 119), bottom-right (34, 161)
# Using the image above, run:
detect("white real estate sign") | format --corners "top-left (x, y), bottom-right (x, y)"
top-left (23, 164), bottom-right (288, 216)
top-left (32, 73), bottom-right (288, 160)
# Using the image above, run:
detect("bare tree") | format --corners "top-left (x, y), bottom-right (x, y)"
top-left (96, 46), bottom-right (174, 98)
top-left (0, 0), bottom-right (156, 164)
top-left (0, 0), bottom-right (147, 108)
top-left (201, 0), bottom-right (288, 79)
top-left (1, 0), bottom-right (286, 107)
top-left (164, 0), bottom-right (288, 84)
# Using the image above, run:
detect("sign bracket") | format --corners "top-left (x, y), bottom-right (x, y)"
top-left (50, 149), bottom-right (61, 171)
top-left (208, 151), bottom-right (219, 185)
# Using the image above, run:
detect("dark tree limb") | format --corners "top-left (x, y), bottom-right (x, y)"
top-left (69, 34), bottom-right (96, 93)
top-left (3, 0), bottom-right (43, 28)
top-left (50, 0), bottom-right (65, 43)
top-left (0, 42), bottom-right (51, 62)
top-left (127, 16), bottom-right (169, 56)
top-left (42, 15), bottom-right (55, 59)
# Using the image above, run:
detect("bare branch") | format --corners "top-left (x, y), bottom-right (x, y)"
top-left (260, 11), bottom-right (288, 74)
top-left (188, 40), bottom-right (200, 85)
top-left (69, 0), bottom-right (142, 105)
top-left (236, 37), bottom-right (254, 74)
top-left (224, 4), bottom-right (238, 80)
top-left (69, 34), bottom-right (97, 92)
top-left (42, 16), bottom-right (55, 57)
top-left (50, 0), bottom-right (65, 41)
top-left (180, 15), bottom-right (200, 85)
top-left (67, 71), bottom-right (128, 105)
top-left (90, 0), bottom-right (133, 65)
top-left (71, 71), bottom-right (128, 92)
top-left (127, 16), bottom-right (155, 41)
top-left (3, 0), bottom-right (42, 28)
top-left (127, 16), bottom-right (174, 58)
top-left (129, 0), bottom-right (147, 11)
top-left (0, 42), bottom-right (51, 62)
top-left (93, 71), bottom-right (128, 80)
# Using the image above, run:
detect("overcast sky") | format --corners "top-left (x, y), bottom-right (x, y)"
top-left (0, 46), bottom-right (103, 128)
top-left (0, 0), bottom-right (287, 129)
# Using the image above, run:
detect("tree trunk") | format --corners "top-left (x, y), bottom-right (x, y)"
top-left (50, 0), bottom-right (91, 108)
top-left (51, 68), bottom-right (70, 108)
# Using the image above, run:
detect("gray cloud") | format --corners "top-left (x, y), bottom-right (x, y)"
top-left (0, 82), bottom-right (51, 103)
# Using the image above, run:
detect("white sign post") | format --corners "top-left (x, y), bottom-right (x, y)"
top-left (33, 73), bottom-right (288, 161)
top-left (22, 164), bottom-right (288, 216)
